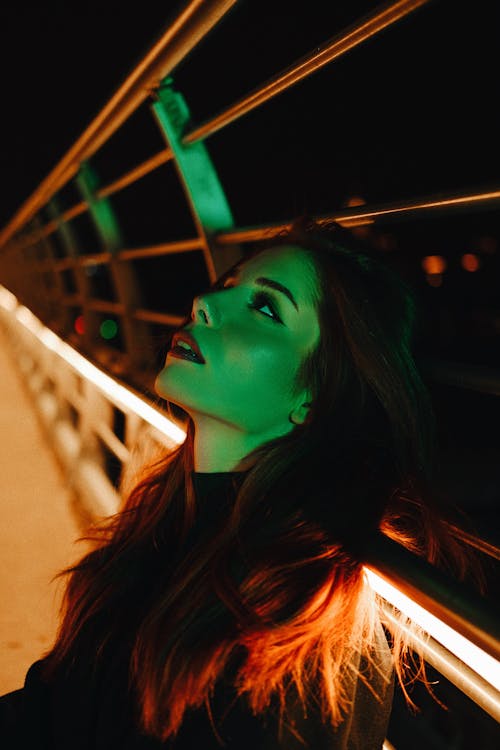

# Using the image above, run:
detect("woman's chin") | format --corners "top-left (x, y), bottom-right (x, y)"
top-left (153, 373), bottom-right (184, 405)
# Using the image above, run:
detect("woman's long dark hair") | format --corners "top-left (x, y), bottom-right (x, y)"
top-left (39, 218), bottom-right (483, 742)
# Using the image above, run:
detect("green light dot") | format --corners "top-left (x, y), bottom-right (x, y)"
top-left (100, 319), bottom-right (118, 340)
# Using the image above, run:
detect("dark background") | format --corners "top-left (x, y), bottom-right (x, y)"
top-left (0, 2), bottom-right (499, 746)
top-left (1, 0), bottom-right (499, 226)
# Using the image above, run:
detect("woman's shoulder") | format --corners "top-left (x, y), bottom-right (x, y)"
top-left (0, 686), bottom-right (25, 729)
top-left (0, 659), bottom-right (52, 747)
top-left (0, 658), bottom-right (48, 703)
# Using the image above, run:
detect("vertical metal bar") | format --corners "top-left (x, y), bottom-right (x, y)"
top-left (75, 162), bottom-right (154, 371)
top-left (27, 215), bottom-right (71, 333)
top-left (0, 222), bottom-right (43, 319)
top-left (46, 197), bottom-right (101, 350)
top-left (152, 79), bottom-right (243, 281)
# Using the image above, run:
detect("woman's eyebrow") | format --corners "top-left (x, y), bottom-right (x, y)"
top-left (255, 277), bottom-right (299, 312)
top-left (222, 270), bottom-right (299, 312)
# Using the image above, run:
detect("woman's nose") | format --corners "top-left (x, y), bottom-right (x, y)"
top-left (191, 294), bottom-right (213, 325)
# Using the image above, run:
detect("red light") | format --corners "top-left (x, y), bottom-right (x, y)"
top-left (75, 315), bottom-right (85, 335)
top-left (461, 254), bottom-right (480, 272)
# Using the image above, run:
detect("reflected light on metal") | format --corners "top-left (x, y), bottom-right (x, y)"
top-left (380, 600), bottom-right (500, 722)
top-left (0, 287), bottom-right (18, 311)
top-left (0, 286), bottom-right (186, 446)
top-left (334, 189), bottom-right (500, 224)
top-left (364, 567), bottom-right (500, 693)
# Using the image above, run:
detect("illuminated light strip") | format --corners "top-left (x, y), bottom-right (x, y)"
top-left (0, 287), bottom-right (18, 311)
top-left (364, 567), bottom-right (500, 692)
top-left (380, 602), bottom-right (500, 719)
top-left (0, 286), bottom-right (186, 446)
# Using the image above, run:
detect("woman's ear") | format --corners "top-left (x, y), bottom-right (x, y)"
top-left (289, 399), bottom-right (313, 426)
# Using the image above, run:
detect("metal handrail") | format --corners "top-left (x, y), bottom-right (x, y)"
top-left (16, 183), bottom-right (500, 262)
top-left (183, 0), bottom-right (432, 145)
top-left (1, 286), bottom-right (499, 729)
top-left (36, 237), bottom-right (205, 272)
top-left (10, 149), bottom-right (174, 253)
top-left (214, 188), bottom-right (500, 244)
top-left (0, 0), bottom-right (238, 250)
top-left (97, 148), bottom-right (173, 199)
top-left (366, 532), bottom-right (500, 663)
top-left (379, 599), bottom-right (500, 723)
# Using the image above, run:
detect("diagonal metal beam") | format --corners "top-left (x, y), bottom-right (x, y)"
top-left (0, 0), bottom-right (238, 250)
top-left (183, 0), bottom-right (432, 144)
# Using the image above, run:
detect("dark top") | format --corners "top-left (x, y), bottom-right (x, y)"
top-left (0, 471), bottom-right (394, 749)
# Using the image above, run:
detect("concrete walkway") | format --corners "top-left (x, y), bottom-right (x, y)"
top-left (0, 327), bottom-right (90, 695)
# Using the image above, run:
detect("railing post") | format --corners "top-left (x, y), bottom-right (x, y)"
top-left (0, 216), bottom-right (59, 327)
top-left (152, 78), bottom-right (243, 281)
top-left (75, 162), bottom-right (154, 372)
top-left (46, 197), bottom-right (101, 350)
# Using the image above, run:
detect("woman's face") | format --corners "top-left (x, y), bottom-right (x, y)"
top-left (155, 244), bottom-right (321, 437)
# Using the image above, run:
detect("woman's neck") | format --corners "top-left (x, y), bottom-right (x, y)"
top-left (190, 413), bottom-right (288, 472)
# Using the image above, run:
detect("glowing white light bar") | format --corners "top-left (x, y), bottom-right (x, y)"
top-left (0, 287), bottom-right (186, 445)
top-left (0, 287), bottom-right (18, 311)
top-left (364, 567), bottom-right (500, 692)
top-left (383, 605), bottom-right (500, 717)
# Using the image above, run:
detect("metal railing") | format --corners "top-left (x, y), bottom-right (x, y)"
top-left (0, 0), bottom-right (498, 739)
top-left (1, 287), bottom-right (499, 727)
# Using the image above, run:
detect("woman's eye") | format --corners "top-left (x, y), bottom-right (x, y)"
top-left (248, 292), bottom-right (282, 322)
top-left (222, 281), bottom-right (282, 323)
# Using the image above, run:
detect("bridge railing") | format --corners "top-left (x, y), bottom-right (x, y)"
top-left (1, 284), bottom-right (498, 728)
top-left (0, 0), bottom-right (498, 740)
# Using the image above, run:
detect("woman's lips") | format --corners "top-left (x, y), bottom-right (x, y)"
top-left (170, 329), bottom-right (206, 363)
top-left (168, 347), bottom-right (206, 364)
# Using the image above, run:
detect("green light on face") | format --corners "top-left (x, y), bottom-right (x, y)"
top-left (100, 319), bottom-right (118, 340)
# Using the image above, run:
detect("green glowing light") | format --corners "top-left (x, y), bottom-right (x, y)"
top-left (100, 319), bottom-right (118, 340)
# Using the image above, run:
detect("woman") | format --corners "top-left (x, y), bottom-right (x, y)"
top-left (1, 219), bottom-right (475, 748)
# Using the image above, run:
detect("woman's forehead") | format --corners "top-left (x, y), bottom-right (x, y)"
top-left (239, 244), bottom-right (319, 302)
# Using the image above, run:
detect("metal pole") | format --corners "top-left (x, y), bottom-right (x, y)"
top-left (0, 0), bottom-right (238, 250)
top-left (365, 532), bottom-right (500, 663)
top-left (380, 599), bottom-right (500, 723)
top-left (214, 188), bottom-right (500, 244)
top-left (183, 0), bottom-right (432, 144)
